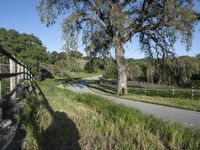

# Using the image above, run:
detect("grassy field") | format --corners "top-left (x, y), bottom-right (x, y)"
top-left (89, 83), bottom-right (200, 111)
top-left (20, 79), bottom-right (200, 149)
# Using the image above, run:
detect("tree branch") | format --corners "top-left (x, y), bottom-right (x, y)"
top-left (143, 31), bottom-right (174, 58)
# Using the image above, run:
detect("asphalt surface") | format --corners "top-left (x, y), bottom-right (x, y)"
top-left (67, 76), bottom-right (200, 130)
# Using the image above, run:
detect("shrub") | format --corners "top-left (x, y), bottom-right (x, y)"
top-left (84, 61), bottom-right (96, 73)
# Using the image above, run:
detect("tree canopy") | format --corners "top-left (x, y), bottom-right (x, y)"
top-left (0, 28), bottom-right (47, 61)
top-left (0, 28), bottom-right (48, 78)
top-left (38, 0), bottom-right (199, 57)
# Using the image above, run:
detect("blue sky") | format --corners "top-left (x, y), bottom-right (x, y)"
top-left (0, 0), bottom-right (199, 58)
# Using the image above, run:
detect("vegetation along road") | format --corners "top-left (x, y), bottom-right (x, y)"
top-left (67, 76), bottom-right (200, 130)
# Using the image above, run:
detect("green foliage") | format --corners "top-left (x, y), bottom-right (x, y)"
top-left (0, 28), bottom-right (48, 79)
top-left (42, 56), bottom-right (82, 78)
top-left (2, 79), bottom-right (9, 96)
top-left (103, 58), bottom-right (118, 79)
top-left (104, 56), bottom-right (200, 88)
top-left (92, 57), bottom-right (106, 70)
top-left (47, 51), bottom-right (66, 64)
top-left (192, 80), bottom-right (200, 89)
top-left (67, 50), bottom-right (83, 59)
top-left (84, 61), bottom-right (96, 73)
top-left (196, 53), bottom-right (200, 61)
top-left (0, 28), bottom-right (47, 60)
top-left (126, 59), bottom-right (147, 82)
top-left (194, 53), bottom-right (200, 81)
top-left (55, 58), bottom-right (81, 75)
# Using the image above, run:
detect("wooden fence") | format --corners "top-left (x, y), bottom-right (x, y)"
top-left (99, 77), bottom-right (200, 99)
top-left (0, 45), bottom-right (35, 121)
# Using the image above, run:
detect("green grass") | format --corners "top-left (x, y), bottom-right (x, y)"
top-left (21, 79), bottom-right (200, 149)
top-left (89, 83), bottom-right (200, 111)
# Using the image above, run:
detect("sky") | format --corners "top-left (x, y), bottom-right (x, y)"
top-left (0, 0), bottom-right (199, 59)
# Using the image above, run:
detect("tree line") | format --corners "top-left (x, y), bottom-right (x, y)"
top-left (103, 55), bottom-right (200, 88)
top-left (0, 28), bottom-right (94, 79)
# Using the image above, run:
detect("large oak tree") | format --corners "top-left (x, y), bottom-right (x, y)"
top-left (37, 0), bottom-right (199, 95)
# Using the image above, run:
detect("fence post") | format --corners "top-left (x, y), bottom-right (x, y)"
top-left (172, 86), bottom-right (175, 96)
top-left (145, 85), bottom-right (147, 94)
top-left (24, 66), bottom-right (27, 80)
top-left (26, 66), bottom-right (29, 80)
top-left (20, 64), bottom-right (23, 81)
top-left (10, 58), bottom-right (16, 99)
top-left (30, 73), bottom-right (33, 81)
top-left (17, 63), bottom-right (21, 84)
top-left (29, 70), bottom-right (31, 81)
top-left (192, 86), bottom-right (194, 99)
top-left (23, 64), bottom-right (26, 80)
top-left (0, 59), bottom-right (2, 121)
top-left (157, 88), bottom-right (159, 95)
top-left (0, 59), bottom-right (2, 99)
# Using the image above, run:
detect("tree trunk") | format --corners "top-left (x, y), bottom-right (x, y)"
top-left (115, 43), bottom-right (127, 95)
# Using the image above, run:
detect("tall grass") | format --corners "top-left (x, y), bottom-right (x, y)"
top-left (20, 96), bottom-right (52, 149)
top-left (21, 79), bottom-right (200, 149)
top-left (70, 93), bottom-right (200, 149)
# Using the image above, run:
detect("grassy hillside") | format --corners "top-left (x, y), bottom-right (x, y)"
top-left (21, 79), bottom-right (200, 149)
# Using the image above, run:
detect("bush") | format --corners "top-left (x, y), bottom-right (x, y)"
top-left (84, 61), bottom-right (96, 73)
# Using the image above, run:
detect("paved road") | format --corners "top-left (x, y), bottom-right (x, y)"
top-left (67, 76), bottom-right (200, 130)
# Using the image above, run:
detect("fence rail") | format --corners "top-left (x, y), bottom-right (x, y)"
top-left (99, 77), bottom-right (200, 99)
top-left (0, 45), bottom-right (35, 121)
top-left (0, 72), bottom-right (26, 79)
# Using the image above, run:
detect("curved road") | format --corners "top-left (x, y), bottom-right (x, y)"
top-left (67, 76), bottom-right (200, 130)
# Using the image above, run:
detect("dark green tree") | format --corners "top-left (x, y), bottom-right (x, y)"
top-left (0, 28), bottom-right (48, 78)
top-left (84, 61), bottom-right (96, 73)
top-left (48, 51), bottom-right (67, 64)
